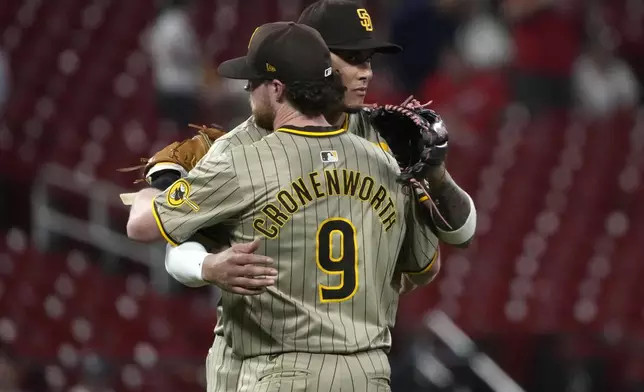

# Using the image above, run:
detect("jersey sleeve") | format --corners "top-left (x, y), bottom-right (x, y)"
top-left (208, 137), bottom-right (234, 157)
top-left (151, 151), bottom-right (252, 246)
top-left (206, 116), bottom-right (267, 157)
top-left (396, 198), bottom-right (440, 274)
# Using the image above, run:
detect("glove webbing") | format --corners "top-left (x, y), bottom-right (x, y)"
top-left (116, 123), bottom-right (218, 175)
top-left (187, 123), bottom-right (221, 150)
top-left (381, 104), bottom-right (430, 132)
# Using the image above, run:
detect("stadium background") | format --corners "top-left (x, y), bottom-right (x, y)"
top-left (1, 0), bottom-right (643, 390)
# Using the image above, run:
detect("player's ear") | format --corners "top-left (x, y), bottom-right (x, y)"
top-left (272, 80), bottom-right (285, 103)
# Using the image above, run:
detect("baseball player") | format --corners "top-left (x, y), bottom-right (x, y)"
top-left (126, 21), bottom-right (439, 391)
top-left (157, 0), bottom-right (474, 294)
top-left (122, 1), bottom-right (474, 390)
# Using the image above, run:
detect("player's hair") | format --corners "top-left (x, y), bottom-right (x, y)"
top-left (284, 71), bottom-right (346, 117)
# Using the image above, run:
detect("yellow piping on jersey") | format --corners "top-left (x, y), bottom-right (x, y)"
top-left (405, 249), bottom-right (439, 275)
top-left (151, 197), bottom-right (179, 247)
top-left (342, 113), bottom-right (349, 129)
top-left (276, 127), bottom-right (346, 137)
top-left (418, 195), bottom-right (429, 203)
top-left (377, 141), bottom-right (391, 154)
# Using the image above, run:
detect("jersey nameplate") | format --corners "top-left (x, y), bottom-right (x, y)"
top-left (253, 169), bottom-right (397, 239)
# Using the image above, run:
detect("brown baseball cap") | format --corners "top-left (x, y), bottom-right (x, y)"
top-left (297, 0), bottom-right (402, 54)
top-left (217, 22), bottom-right (334, 82)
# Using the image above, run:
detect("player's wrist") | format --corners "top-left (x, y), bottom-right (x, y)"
top-left (165, 242), bottom-right (210, 288)
top-left (200, 252), bottom-right (219, 283)
top-left (149, 169), bottom-right (182, 190)
top-left (423, 163), bottom-right (447, 189)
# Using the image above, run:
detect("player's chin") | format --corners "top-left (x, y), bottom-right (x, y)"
top-left (344, 93), bottom-right (366, 108)
top-left (342, 100), bottom-right (366, 114)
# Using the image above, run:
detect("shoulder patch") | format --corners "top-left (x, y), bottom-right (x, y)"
top-left (167, 179), bottom-right (200, 211)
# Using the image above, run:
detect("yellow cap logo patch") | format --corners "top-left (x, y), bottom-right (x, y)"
top-left (356, 9), bottom-right (373, 32)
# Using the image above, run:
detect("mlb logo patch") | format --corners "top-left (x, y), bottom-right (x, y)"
top-left (320, 150), bottom-right (338, 163)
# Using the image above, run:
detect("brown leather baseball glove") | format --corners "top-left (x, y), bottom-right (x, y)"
top-left (118, 123), bottom-right (227, 184)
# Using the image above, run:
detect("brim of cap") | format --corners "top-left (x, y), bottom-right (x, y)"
top-left (217, 56), bottom-right (263, 80)
top-left (328, 38), bottom-right (402, 54)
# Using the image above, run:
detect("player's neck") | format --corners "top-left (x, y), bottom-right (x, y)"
top-left (325, 111), bottom-right (346, 128)
top-left (273, 106), bottom-right (332, 130)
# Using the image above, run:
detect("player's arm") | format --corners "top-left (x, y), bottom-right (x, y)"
top-left (139, 134), bottom-right (234, 244)
top-left (127, 187), bottom-right (164, 241)
top-left (398, 249), bottom-right (441, 295)
top-left (396, 198), bottom-right (442, 290)
top-left (155, 125), bottom-right (276, 292)
top-left (421, 163), bottom-right (477, 248)
top-left (123, 124), bottom-right (228, 240)
top-left (127, 150), bottom-right (251, 244)
top-left (363, 109), bottom-right (476, 248)
top-left (165, 239), bottom-right (277, 294)
top-left (400, 249), bottom-right (440, 289)
top-left (165, 241), bottom-right (210, 287)
top-left (126, 165), bottom-right (186, 241)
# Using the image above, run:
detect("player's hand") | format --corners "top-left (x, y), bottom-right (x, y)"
top-left (201, 239), bottom-right (278, 295)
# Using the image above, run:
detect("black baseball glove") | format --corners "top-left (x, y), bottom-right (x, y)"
top-left (368, 97), bottom-right (448, 182)
top-left (368, 96), bottom-right (451, 229)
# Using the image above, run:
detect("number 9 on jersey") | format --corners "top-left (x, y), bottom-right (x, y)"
top-left (316, 218), bottom-right (358, 303)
